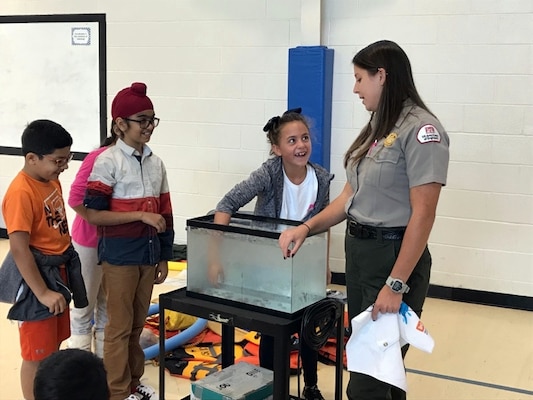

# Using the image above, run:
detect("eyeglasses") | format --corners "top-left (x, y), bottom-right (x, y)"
top-left (41, 153), bottom-right (74, 167)
top-left (124, 117), bottom-right (160, 129)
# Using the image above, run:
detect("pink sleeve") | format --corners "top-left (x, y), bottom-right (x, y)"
top-left (68, 147), bottom-right (105, 208)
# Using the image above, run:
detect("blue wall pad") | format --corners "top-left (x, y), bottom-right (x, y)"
top-left (288, 46), bottom-right (334, 170)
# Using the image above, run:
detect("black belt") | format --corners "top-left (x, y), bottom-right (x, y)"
top-left (348, 220), bottom-right (405, 240)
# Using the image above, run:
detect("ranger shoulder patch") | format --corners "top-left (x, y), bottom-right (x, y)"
top-left (417, 124), bottom-right (441, 143)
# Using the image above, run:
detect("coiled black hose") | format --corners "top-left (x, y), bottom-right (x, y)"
top-left (301, 297), bottom-right (341, 350)
top-left (295, 297), bottom-right (342, 398)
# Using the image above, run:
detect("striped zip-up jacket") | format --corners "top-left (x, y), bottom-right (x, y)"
top-left (84, 139), bottom-right (174, 266)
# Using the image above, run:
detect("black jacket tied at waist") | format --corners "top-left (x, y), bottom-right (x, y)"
top-left (0, 245), bottom-right (88, 321)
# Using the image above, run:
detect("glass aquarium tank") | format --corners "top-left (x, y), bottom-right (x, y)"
top-left (186, 213), bottom-right (327, 317)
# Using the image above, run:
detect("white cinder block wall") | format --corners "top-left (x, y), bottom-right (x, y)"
top-left (0, 1), bottom-right (531, 297)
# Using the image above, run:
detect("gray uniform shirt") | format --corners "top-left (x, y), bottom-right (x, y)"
top-left (346, 100), bottom-right (450, 227)
top-left (216, 156), bottom-right (334, 221)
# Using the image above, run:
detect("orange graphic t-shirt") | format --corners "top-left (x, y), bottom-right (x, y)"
top-left (2, 171), bottom-right (70, 255)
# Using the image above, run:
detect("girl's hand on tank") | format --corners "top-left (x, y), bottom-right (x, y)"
top-left (278, 225), bottom-right (307, 258)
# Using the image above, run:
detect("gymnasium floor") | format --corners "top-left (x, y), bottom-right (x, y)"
top-left (0, 239), bottom-right (531, 399)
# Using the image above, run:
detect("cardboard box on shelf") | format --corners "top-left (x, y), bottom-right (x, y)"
top-left (190, 362), bottom-right (273, 400)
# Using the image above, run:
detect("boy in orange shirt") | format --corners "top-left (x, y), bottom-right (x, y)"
top-left (1, 119), bottom-right (87, 400)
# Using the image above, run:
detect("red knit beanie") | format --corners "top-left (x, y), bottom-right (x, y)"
top-left (111, 82), bottom-right (154, 120)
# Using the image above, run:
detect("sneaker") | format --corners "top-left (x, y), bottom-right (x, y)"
top-left (134, 383), bottom-right (157, 400)
top-left (302, 385), bottom-right (325, 400)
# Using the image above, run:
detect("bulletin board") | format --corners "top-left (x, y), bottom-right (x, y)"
top-left (0, 14), bottom-right (106, 158)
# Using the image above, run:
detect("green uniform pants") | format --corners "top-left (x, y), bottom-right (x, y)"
top-left (344, 225), bottom-right (431, 400)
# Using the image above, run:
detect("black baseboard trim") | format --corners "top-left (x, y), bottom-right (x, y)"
top-left (427, 284), bottom-right (532, 311)
top-left (0, 228), bottom-right (6, 239)
top-left (331, 272), bottom-right (532, 312)
top-left (331, 272), bottom-right (346, 286)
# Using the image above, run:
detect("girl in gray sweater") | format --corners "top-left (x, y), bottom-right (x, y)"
top-left (213, 108), bottom-right (334, 400)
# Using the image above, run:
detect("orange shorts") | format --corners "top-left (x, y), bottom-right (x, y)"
top-left (19, 308), bottom-right (70, 361)
top-left (18, 267), bottom-right (71, 361)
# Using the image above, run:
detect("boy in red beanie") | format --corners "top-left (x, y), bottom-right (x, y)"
top-left (84, 82), bottom-right (174, 400)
